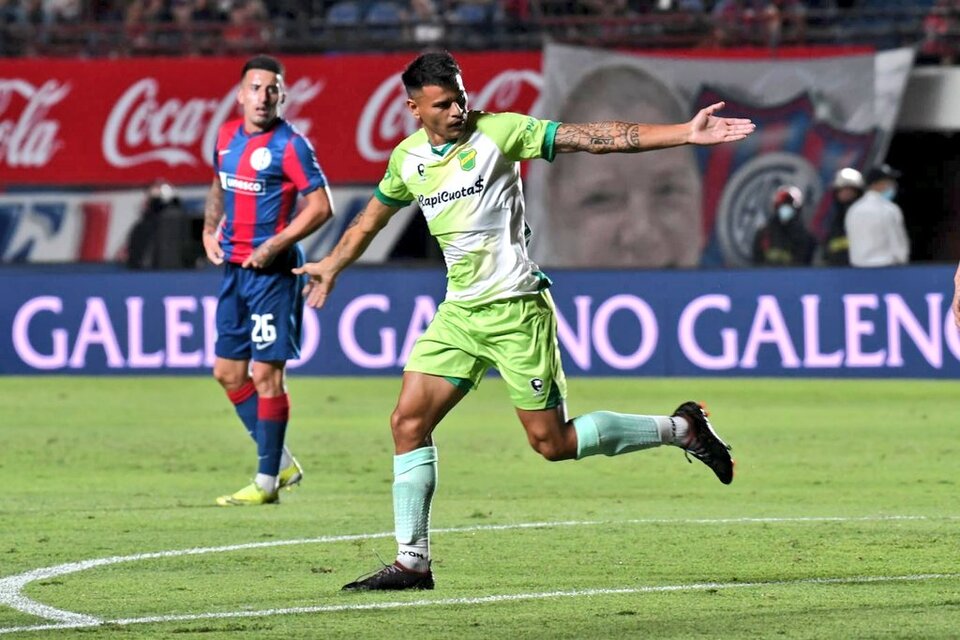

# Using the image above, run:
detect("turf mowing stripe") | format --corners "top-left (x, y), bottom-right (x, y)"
top-left (1, 573), bottom-right (958, 635)
top-left (1, 514), bottom-right (956, 628)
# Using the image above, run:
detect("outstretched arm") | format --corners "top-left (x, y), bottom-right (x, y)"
top-left (554, 101), bottom-right (755, 154)
top-left (293, 196), bottom-right (400, 309)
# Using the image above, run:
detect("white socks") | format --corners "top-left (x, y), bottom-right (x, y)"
top-left (655, 416), bottom-right (690, 446)
top-left (255, 473), bottom-right (277, 492)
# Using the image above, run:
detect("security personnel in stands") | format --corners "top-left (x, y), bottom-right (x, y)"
top-left (822, 167), bottom-right (865, 266)
top-left (752, 184), bottom-right (816, 267)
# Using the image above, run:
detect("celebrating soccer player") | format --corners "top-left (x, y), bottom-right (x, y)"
top-left (294, 51), bottom-right (753, 588)
top-left (203, 55), bottom-right (333, 506)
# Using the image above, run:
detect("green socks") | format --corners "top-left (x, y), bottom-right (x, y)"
top-left (393, 446), bottom-right (438, 571)
top-left (573, 411), bottom-right (676, 459)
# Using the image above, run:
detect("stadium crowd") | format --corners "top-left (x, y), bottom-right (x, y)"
top-left (0, 0), bottom-right (957, 57)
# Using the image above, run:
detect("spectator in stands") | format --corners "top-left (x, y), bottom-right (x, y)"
top-left (921, 0), bottom-right (958, 65)
top-left (192, 0), bottom-right (226, 22)
top-left (845, 163), bottom-right (910, 267)
top-left (533, 64), bottom-right (703, 268)
top-left (125, 179), bottom-right (192, 270)
top-left (576, 0), bottom-right (630, 16)
top-left (0, 0), bottom-right (23, 25)
top-left (710, 0), bottom-right (746, 46)
top-left (170, 0), bottom-right (195, 48)
top-left (20, 0), bottom-right (45, 25)
top-left (752, 0), bottom-right (805, 47)
top-left (223, 0), bottom-right (271, 50)
top-left (45, 0), bottom-right (81, 23)
top-left (410, 0), bottom-right (444, 43)
top-left (124, 0), bottom-right (172, 51)
top-left (751, 184), bottom-right (816, 266)
top-left (821, 167), bottom-right (864, 266)
top-left (90, 0), bottom-right (125, 22)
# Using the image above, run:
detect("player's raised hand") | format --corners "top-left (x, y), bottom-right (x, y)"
top-left (293, 257), bottom-right (338, 309)
top-left (202, 230), bottom-right (224, 266)
top-left (688, 101), bottom-right (755, 146)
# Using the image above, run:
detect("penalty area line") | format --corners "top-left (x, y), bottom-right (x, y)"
top-left (1, 573), bottom-right (958, 635)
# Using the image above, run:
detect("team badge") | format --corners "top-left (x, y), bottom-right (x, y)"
top-left (695, 90), bottom-right (876, 267)
top-left (458, 148), bottom-right (477, 171)
top-left (250, 148), bottom-right (273, 171)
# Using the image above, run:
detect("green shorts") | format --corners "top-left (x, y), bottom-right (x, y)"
top-left (404, 290), bottom-right (567, 410)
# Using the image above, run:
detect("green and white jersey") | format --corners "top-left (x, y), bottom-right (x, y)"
top-left (375, 111), bottom-right (559, 306)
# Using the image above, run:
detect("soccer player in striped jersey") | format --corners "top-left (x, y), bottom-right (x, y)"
top-left (203, 55), bottom-right (333, 506)
top-left (295, 51), bottom-right (753, 589)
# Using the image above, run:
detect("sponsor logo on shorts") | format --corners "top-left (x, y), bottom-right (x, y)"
top-left (530, 378), bottom-right (544, 396)
top-left (219, 171), bottom-right (266, 196)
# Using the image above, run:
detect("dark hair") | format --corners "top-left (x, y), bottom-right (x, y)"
top-left (401, 51), bottom-right (461, 95)
top-left (241, 55), bottom-right (284, 79)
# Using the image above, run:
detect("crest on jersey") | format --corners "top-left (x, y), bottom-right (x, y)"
top-left (249, 148), bottom-right (273, 171)
top-left (695, 89), bottom-right (876, 267)
top-left (458, 148), bottom-right (477, 171)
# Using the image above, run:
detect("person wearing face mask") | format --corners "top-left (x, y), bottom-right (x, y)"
top-left (751, 184), bottom-right (816, 267)
top-left (125, 179), bottom-right (190, 270)
top-left (845, 163), bottom-right (910, 267)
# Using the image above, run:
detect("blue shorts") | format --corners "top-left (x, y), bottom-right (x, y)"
top-left (214, 247), bottom-right (305, 362)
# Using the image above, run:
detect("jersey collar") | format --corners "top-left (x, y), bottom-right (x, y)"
top-left (430, 141), bottom-right (455, 157)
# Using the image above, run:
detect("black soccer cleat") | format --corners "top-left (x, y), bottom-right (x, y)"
top-left (341, 562), bottom-right (435, 591)
top-left (672, 401), bottom-right (734, 485)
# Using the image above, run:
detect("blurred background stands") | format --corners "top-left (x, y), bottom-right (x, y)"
top-left (0, 1), bottom-right (956, 61)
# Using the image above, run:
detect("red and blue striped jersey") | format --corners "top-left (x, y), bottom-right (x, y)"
top-left (213, 118), bottom-right (327, 264)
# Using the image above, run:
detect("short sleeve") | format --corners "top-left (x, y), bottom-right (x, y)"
top-left (283, 135), bottom-right (327, 195)
top-left (476, 112), bottom-right (560, 163)
top-left (374, 149), bottom-right (413, 207)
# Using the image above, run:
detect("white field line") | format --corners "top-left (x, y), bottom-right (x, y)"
top-left (0, 514), bottom-right (956, 633)
top-left (2, 573), bottom-right (958, 635)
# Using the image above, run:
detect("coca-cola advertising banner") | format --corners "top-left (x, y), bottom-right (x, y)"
top-left (0, 53), bottom-right (541, 187)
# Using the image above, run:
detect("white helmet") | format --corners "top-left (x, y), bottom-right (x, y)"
top-left (832, 167), bottom-right (865, 190)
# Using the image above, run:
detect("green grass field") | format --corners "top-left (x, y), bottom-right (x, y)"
top-left (1, 376), bottom-right (958, 639)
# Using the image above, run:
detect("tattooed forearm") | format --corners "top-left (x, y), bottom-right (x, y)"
top-left (203, 181), bottom-right (224, 232)
top-left (555, 122), bottom-right (642, 154)
top-left (554, 121), bottom-right (690, 155)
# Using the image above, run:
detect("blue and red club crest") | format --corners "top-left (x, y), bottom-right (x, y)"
top-left (695, 88), bottom-right (877, 267)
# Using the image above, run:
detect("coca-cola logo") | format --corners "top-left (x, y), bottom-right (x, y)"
top-left (0, 79), bottom-right (71, 168)
top-left (357, 69), bottom-right (542, 163)
top-left (102, 77), bottom-right (323, 170)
